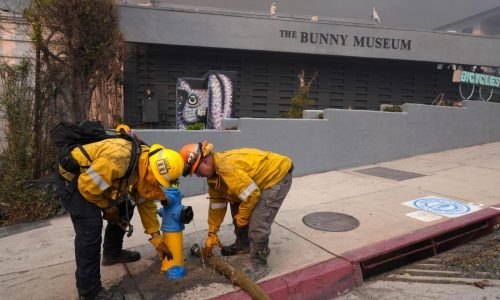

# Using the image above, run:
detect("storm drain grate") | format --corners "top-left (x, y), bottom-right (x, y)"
top-left (356, 167), bottom-right (425, 181)
top-left (303, 212), bottom-right (360, 232)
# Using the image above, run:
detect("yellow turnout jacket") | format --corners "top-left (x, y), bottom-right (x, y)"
top-left (207, 148), bottom-right (292, 234)
top-left (59, 138), bottom-right (161, 234)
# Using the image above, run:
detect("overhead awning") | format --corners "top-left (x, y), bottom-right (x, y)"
top-left (119, 5), bottom-right (500, 67)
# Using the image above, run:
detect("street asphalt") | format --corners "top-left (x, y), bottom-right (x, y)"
top-left (1, 142), bottom-right (499, 299)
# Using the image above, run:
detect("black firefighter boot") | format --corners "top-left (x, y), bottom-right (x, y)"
top-left (79, 288), bottom-right (124, 300)
top-left (243, 241), bottom-right (271, 281)
top-left (221, 225), bottom-right (250, 256)
top-left (102, 249), bottom-right (141, 266)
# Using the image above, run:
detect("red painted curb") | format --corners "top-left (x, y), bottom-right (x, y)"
top-left (214, 206), bottom-right (499, 300)
top-left (342, 206), bottom-right (500, 263)
top-left (493, 204), bottom-right (500, 223)
top-left (215, 258), bottom-right (359, 300)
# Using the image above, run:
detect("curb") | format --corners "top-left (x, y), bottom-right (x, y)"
top-left (214, 206), bottom-right (500, 300)
top-left (343, 206), bottom-right (500, 278)
top-left (343, 206), bottom-right (500, 263)
top-left (0, 219), bottom-right (51, 238)
top-left (216, 258), bottom-right (360, 300)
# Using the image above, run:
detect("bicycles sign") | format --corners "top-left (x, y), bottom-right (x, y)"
top-left (452, 70), bottom-right (499, 102)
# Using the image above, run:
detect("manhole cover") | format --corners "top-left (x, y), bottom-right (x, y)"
top-left (356, 167), bottom-right (425, 181)
top-left (302, 212), bottom-right (360, 232)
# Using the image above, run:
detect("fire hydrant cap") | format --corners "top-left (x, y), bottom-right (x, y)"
top-left (167, 265), bottom-right (186, 279)
top-left (180, 206), bottom-right (194, 224)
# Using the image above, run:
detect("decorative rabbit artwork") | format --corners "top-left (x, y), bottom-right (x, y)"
top-left (176, 72), bottom-right (234, 130)
top-left (176, 78), bottom-right (208, 129)
top-left (207, 73), bottom-right (233, 130)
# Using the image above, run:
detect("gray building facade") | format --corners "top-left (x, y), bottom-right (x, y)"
top-left (120, 4), bottom-right (500, 128)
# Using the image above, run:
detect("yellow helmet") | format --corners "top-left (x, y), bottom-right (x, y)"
top-left (115, 124), bottom-right (131, 133)
top-left (116, 124), bottom-right (140, 139)
top-left (148, 144), bottom-right (184, 187)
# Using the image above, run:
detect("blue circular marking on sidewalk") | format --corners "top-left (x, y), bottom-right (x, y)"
top-left (413, 197), bottom-right (471, 215)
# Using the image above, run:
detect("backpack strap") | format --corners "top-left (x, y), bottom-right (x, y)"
top-left (76, 144), bottom-right (93, 167)
top-left (124, 141), bottom-right (137, 179)
top-left (114, 132), bottom-right (142, 238)
top-left (58, 145), bottom-right (81, 174)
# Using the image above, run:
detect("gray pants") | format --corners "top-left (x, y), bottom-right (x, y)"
top-left (229, 172), bottom-right (293, 244)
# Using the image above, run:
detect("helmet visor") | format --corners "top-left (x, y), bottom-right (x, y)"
top-left (182, 149), bottom-right (201, 177)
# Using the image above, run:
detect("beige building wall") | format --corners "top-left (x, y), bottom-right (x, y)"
top-left (0, 11), bottom-right (33, 149)
top-left (0, 12), bottom-right (32, 63)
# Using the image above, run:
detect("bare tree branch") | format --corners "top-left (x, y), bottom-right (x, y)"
top-left (24, 0), bottom-right (123, 121)
top-left (298, 69), bottom-right (305, 87)
top-left (307, 71), bottom-right (319, 88)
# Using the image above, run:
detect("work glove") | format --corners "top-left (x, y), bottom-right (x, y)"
top-left (234, 214), bottom-right (249, 228)
top-left (149, 236), bottom-right (174, 261)
top-left (205, 232), bottom-right (223, 257)
top-left (103, 205), bottom-right (120, 224)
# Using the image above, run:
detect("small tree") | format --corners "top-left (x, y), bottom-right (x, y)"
top-left (0, 60), bottom-right (34, 171)
top-left (287, 70), bottom-right (318, 118)
top-left (23, 0), bottom-right (124, 123)
top-left (0, 60), bottom-right (58, 226)
top-left (0, 0), bottom-right (125, 225)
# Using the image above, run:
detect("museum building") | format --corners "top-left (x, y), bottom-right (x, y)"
top-left (119, 4), bottom-right (500, 128)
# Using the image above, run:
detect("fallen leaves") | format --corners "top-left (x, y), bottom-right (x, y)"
top-left (473, 279), bottom-right (493, 289)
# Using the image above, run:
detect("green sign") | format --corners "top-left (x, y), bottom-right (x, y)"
top-left (453, 70), bottom-right (500, 88)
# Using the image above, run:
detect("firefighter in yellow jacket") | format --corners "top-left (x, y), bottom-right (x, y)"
top-left (58, 136), bottom-right (184, 300)
top-left (179, 141), bottom-right (293, 281)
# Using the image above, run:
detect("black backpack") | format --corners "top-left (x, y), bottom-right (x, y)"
top-left (51, 120), bottom-right (143, 237)
top-left (50, 120), bottom-right (141, 180)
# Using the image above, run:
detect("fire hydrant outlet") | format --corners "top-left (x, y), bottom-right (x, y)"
top-left (180, 206), bottom-right (194, 224)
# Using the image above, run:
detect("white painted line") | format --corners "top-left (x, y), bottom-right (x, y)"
top-left (406, 211), bottom-right (443, 222)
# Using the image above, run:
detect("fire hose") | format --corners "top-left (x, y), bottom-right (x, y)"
top-left (190, 243), bottom-right (271, 300)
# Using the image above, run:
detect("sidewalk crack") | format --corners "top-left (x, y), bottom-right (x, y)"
top-left (0, 259), bottom-right (75, 277)
top-left (123, 263), bottom-right (145, 300)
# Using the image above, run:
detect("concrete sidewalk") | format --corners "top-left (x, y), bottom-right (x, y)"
top-left (1, 142), bottom-right (500, 299)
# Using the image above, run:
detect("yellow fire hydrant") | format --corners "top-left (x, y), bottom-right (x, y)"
top-left (157, 187), bottom-right (194, 279)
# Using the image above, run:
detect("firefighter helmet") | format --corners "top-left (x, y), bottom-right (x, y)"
top-left (179, 141), bottom-right (213, 176)
top-left (148, 144), bottom-right (184, 187)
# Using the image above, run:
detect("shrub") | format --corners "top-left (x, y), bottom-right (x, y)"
top-left (0, 166), bottom-right (58, 226)
top-left (286, 70), bottom-right (318, 118)
top-left (383, 105), bottom-right (402, 112)
top-left (186, 122), bottom-right (205, 130)
top-left (0, 60), bottom-right (59, 226)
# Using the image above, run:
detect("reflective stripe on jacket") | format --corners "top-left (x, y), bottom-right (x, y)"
top-left (58, 138), bottom-right (160, 234)
top-left (207, 148), bottom-right (292, 233)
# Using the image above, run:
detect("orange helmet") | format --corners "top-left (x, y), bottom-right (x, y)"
top-left (179, 141), bottom-right (213, 176)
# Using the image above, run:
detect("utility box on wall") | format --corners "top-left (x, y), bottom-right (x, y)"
top-left (142, 98), bottom-right (159, 122)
